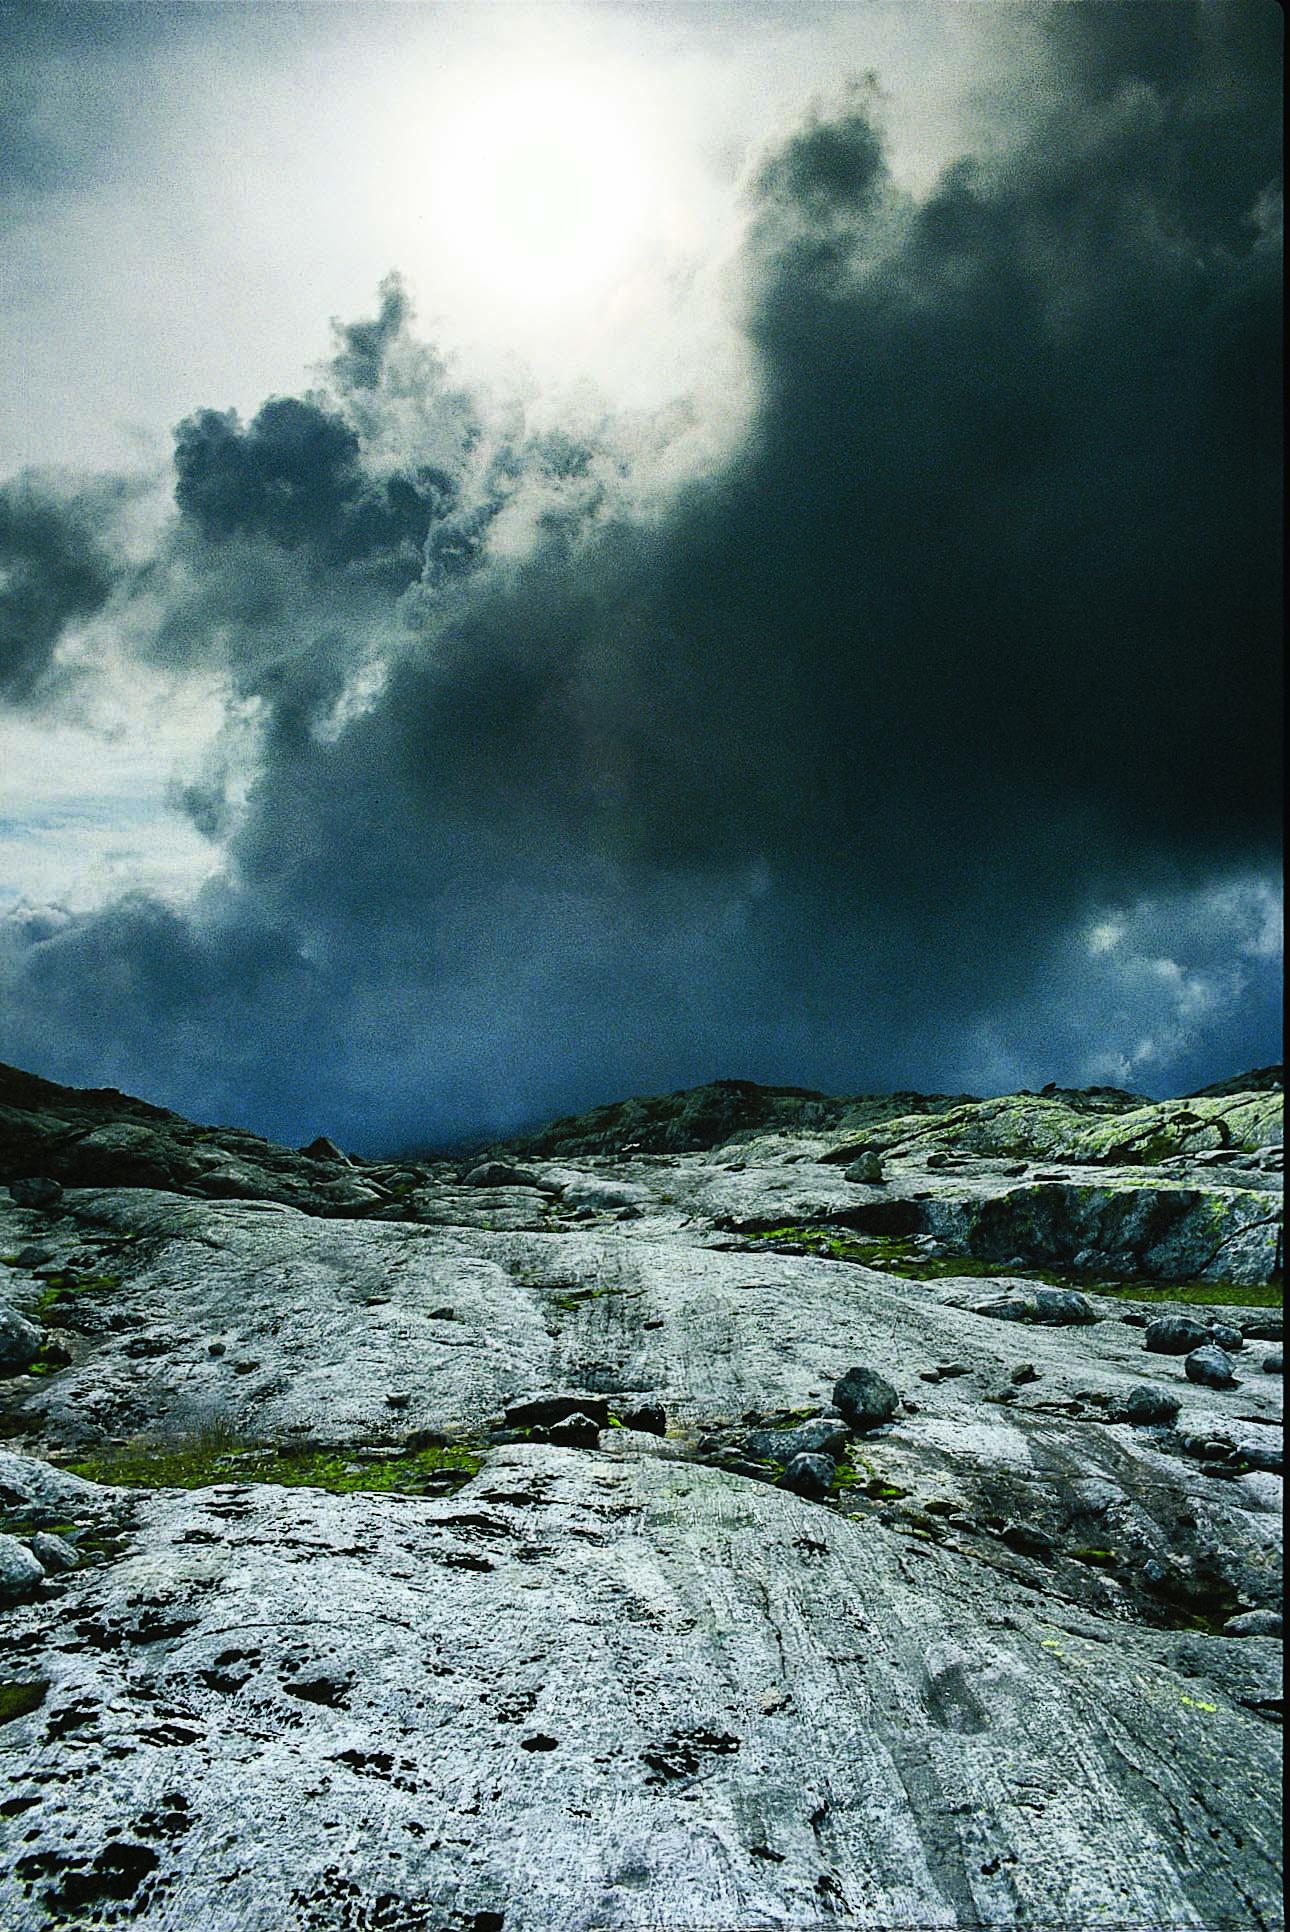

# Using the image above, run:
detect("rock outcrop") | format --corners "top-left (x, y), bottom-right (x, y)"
top-left (0, 1063), bottom-right (1282, 1929)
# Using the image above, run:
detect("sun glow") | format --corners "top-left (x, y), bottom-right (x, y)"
top-left (419, 72), bottom-right (664, 316)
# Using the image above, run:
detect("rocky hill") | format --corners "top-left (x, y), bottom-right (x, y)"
top-left (0, 1064), bottom-right (1282, 1930)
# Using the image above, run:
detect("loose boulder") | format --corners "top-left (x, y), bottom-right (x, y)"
top-left (747, 1418), bottom-right (850, 1465)
top-left (618, 1402), bottom-right (667, 1436)
top-left (463, 1162), bottom-right (548, 1191)
top-left (0, 1305), bottom-right (43, 1375)
top-left (1144, 1315), bottom-right (1210, 1356)
top-left (1206, 1321), bottom-right (1244, 1352)
top-left (1223, 1610), bottom-right (1283, 1638)
top-left (779, 1453), bottom-right (835, 1498)
top-left (833, 1366), bottom-right (900, 1432)
top-left (844, 1153), bottom-right (886, 1185)
top-left (970, 1288), bottom-right (1097, 1326)
top-left (542, 1413), bottom-right (602, 1450)
top-left (0, 1535), bottom-right (44, 1605)
top-left (1116, 1385), bottom-right (1181, 1426)
top-left (1184, 1345), bottom-right (1240, 1390)
top-left (7, 1176), bottom-right (63, 1210)
top-left (503, 1393), bottom-right (612, 1432)
top-left (29, 1532), bottom-right (78, 1573)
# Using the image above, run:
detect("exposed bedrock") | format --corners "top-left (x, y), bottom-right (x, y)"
top-left (0, 1065), bottom-right (1282, 1928)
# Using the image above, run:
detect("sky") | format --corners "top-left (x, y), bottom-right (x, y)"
top-left (0, 0), bottom-right (1282, 1152)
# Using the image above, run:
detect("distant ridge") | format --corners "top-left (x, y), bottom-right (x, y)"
top-left (1187, 1065), bottom-right (1283, 1098)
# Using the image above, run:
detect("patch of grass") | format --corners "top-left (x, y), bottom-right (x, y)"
top-left (1068, 1547), bottom-right (1119, 1568)
top-left (739, 1224), bottom-right (1282, 1305)
top-left (831, 1455), bottom-right (909, 1502)
top-left (0, 1680), bottom-right (49, 1724)
top-left (1088, 1279), bottom-right (1282, 1309)
top-left (548, 1283), bottom-right (622, 1312)
top-left (68, 1433), bottom-right (485, 1496)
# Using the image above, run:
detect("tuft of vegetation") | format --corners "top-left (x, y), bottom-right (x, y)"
top-left (0, 1680), bottom-right (49, 1724)
top-left (67, 1433), bottom-right (485, 1496)
top-left (738, 1224), bottom-right (1282, 1306)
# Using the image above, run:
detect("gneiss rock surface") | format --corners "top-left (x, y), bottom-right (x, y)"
top-left (0, 1063), bottom-right (1283, 1930)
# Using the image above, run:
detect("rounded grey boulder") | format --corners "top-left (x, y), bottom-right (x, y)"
top-left (1184, 1345), bottom-right (1240, 1390)
top-left (1144, 1315), bottom-right (1210, 1356)
top-left (463, 1162), bottom-right (546, 1191)
top-left (833, 1365), bottom-right (900, 1432)
top-left (1206, 1321), bottom-right (1244, 1352)
top-left (29, 1531), bottom-right (79, 1573)
top-left (747, 1418), bottom-right (850, 1465)
top-left (0, 1534), bottom-right (45, 1605)
top-left (1223, 1610), bottom-right (1283, 1638)
top-left (1117, 1384), bottom-right (1181, 1426)
top-left (1260, 1350), bottom-right (1283, 1375)
top-left (779, 1452), bottom-right (835, 1498)
top-left (971, 1288), bottom-right (1097, 1326)
top-left (7, 1175), bottom-right (63, 1210)
top-left (0, 1304), bottom-right (43, 1374)
top-left (844, 1152), bottom-right (885, 1185)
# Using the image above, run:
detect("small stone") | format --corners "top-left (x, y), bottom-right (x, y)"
top-left (29, 1532), bottom-right (78, 1573)
top-left (1223, 1610), bottom-right (1283, 1638)
top-left (1206, 1321), bottom-right (1244, 1352)
top-left (1144, 1315), bottom-right (1210, 1356)
top-left (0, 1535), bottom-right (45, 1605)
top-left (14, 1247), bottom-right (53, 1268)
top-left (844, 1152), bottom-right (885, 1185)
top-left (1184, 1345), bottom-right (1240, 1389)
top-left (1010, 1363), bottom-right (1040, 1385)
top-left (8, 1177), bottom-right (63, 1210)
top-left (1116, 1385), bottom-right (1181, 1426)
top-left (1260, 1350), bottom-right (1283, 1375)
top-left (779, 1453), bottom-right (835, 1498)
top-left (385, 1392), bottom-right (411, 1410)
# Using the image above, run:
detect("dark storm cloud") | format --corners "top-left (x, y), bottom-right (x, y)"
top-left (0, 479), bottom-right (119, 705)
top-left (172, 396), bottom-right (453, 581)
top-left (329, 273), bottom-right (413, 395)
top-left (1, 3), bottom-right (1281, 1146)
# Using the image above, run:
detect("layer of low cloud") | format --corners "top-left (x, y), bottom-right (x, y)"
top-left (0, 2), bottom-right (1281, 1149)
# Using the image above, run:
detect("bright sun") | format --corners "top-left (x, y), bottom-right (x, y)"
top-left (420, 74), bottom-right (659, 315)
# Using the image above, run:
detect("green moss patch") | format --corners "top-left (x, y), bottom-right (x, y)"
top-left (68, 1437), bottom-right (485, 1496)
top-left (0, 1680), bottom-right (49, 1724)
top-left (739, 1224), bottom-right (1281, 1305)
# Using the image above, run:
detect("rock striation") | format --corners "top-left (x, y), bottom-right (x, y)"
top-left (0, 1063), bottom-right (1282, 1930)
